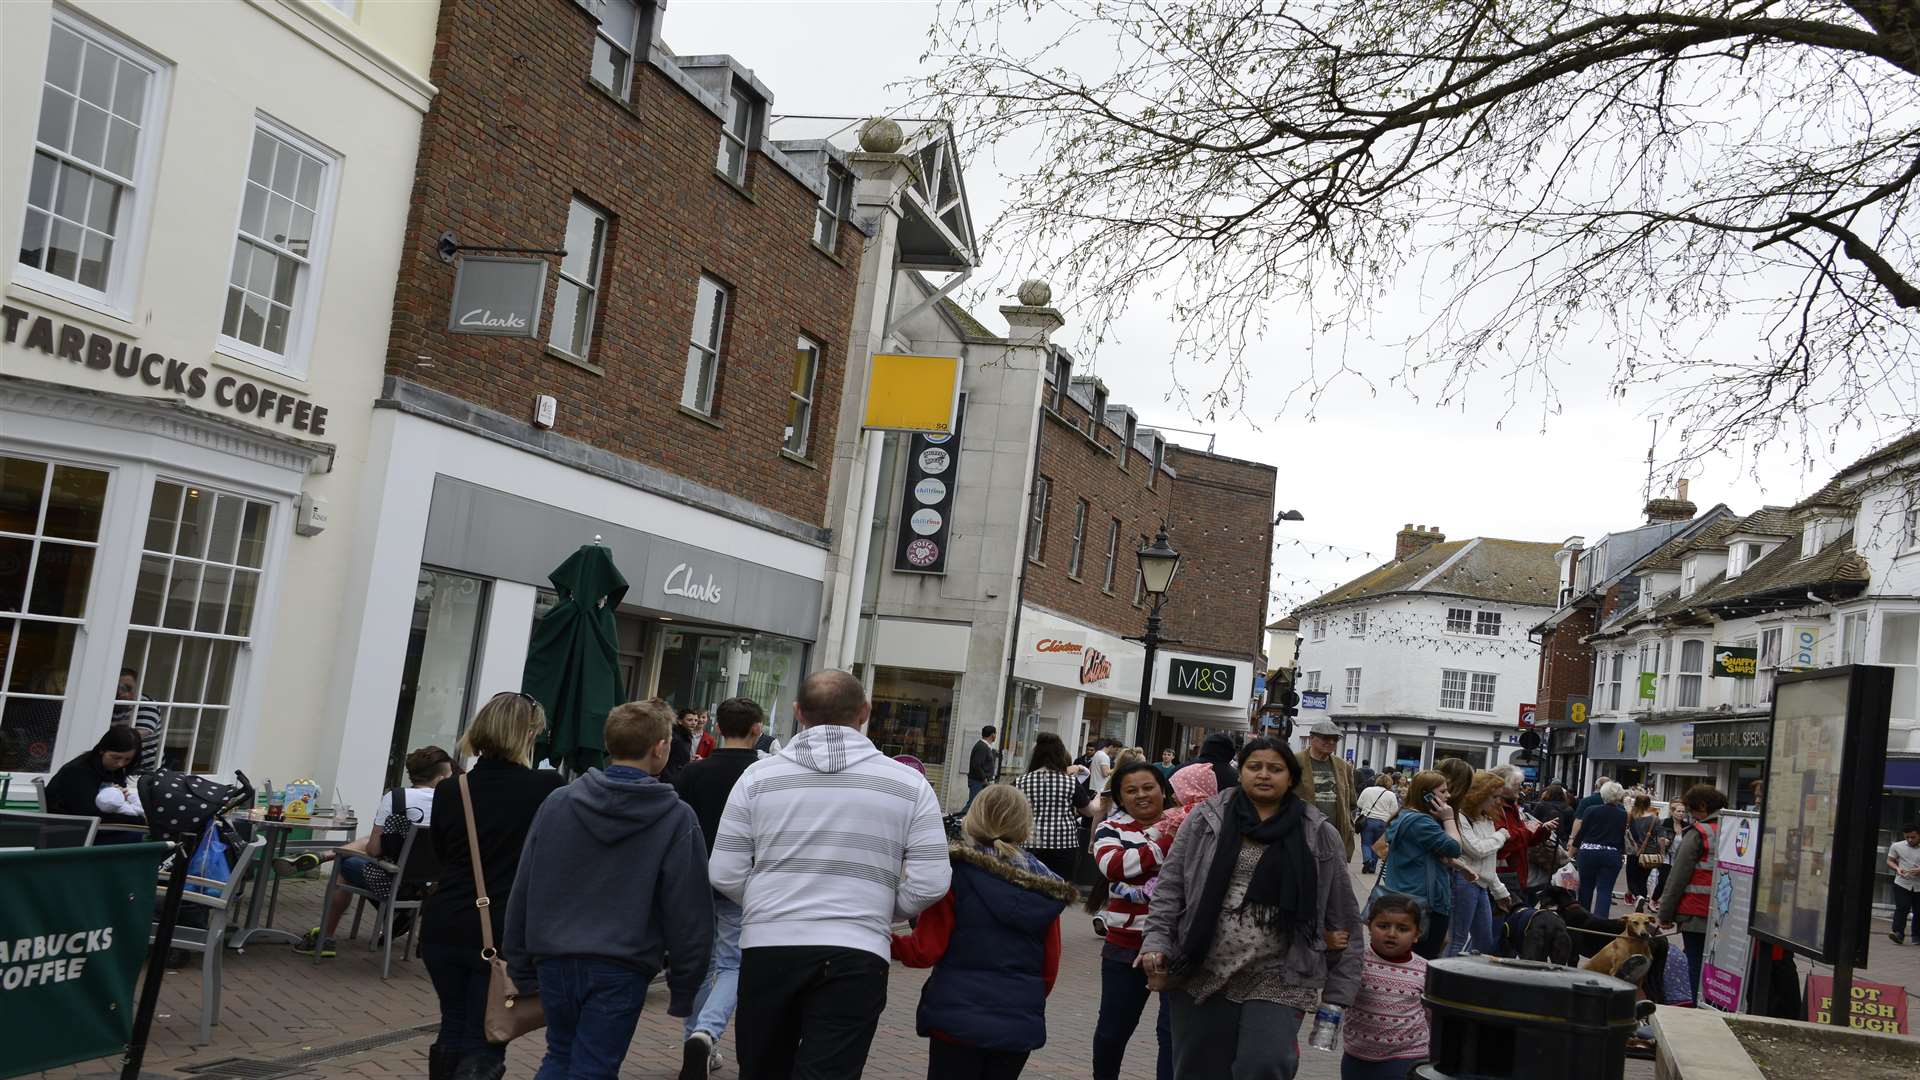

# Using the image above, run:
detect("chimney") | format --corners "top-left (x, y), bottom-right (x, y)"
top-left (1395, 524), bottom-right (1445, 561)
top-left (1642, 485), bottom-right (1698, 525)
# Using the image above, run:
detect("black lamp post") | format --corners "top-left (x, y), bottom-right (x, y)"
top-left (1132, 525), bottom-right (1183, 744)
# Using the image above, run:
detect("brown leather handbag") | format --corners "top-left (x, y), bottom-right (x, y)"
top-left (457, 772), bottom-right (545, 1043)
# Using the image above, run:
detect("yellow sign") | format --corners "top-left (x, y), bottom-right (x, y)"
top-left (1570, 701), bottom-right (1588, 725)
top-left (864, 353), bottom-right (961, 433)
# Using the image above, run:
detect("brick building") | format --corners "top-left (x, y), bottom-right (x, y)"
top-left (316, 0), bottom-right (890, 812)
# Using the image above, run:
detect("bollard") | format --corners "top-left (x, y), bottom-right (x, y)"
top-left (1415, 956), bottom-right (1639, 1080)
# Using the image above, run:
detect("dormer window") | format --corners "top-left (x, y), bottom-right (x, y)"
top-left (589, 0), bottom-right (641, 98)
top-left (1727, 540), bottom-right (1768, 577)
top-left (813, 165), bottom-right (848, 253)
top-left (1681, 557), bottom-right (1697, 598)
top-left (1800, 520), bottom-right (1827, 559)
top-left (1090, 385), bottom-right (1108, 440)
top-left (1048, 349), bottom-right (1071, 412)
top-left (1122, 414), bottom-right (1137, 470)
top-left (1148, 435), bottom-right (1165, 488)
top-left (716, 81), bottom-right (757, 184)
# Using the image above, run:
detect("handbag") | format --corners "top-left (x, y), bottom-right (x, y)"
top-left (185, 818), bottom-right (231, 897)
top-left (1635, 822), bottom-right (1664, 869)
top-left (458, 772), bottom-right (545, 1043)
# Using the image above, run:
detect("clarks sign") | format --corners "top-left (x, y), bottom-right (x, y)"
top-left (3, 304), bottom-right (330, 434)
top-left (447, 256), bottom-right (546, 339)
top-left (662, 563), bottom-right (723, 604)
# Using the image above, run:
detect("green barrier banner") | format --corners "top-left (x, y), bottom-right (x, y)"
top-left (0, 842), bottom-right (168, 1077)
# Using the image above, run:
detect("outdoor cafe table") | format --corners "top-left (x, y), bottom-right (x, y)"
top-left (226, 809), bottom-right (359, 949)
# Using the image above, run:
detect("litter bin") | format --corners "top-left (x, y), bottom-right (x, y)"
top-left (1416, 956), bottom-right (1637, 1079)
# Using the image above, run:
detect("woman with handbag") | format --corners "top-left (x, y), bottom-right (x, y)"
top-left (421, 693), bottom-right (565, 1080)
top-left (1622, 795), bottom-right (1663, 905)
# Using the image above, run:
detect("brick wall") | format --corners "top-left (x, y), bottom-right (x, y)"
top-left (384, 0), bottom-right (860, 525)
top-left (1536, 605), bottom-right (1596, 723)
top-left (1022, 394), bottom-right (1172, 637)
top-left (1160, 447), bottom-right (1276, 662)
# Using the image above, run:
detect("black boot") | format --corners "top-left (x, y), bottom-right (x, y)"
top-left (427, 1045), bottom-right (460, 1080)
top-left (450, 1051), bottom-right (505, 1080)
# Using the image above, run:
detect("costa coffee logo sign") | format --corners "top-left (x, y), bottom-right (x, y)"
top-left (1034, 638), bottom-right (1082, 654)
top-left (1079, 647), bottom-right (1112, 684)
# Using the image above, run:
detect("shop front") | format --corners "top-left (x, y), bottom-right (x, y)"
top-left (321, 403), bottom-right (828, 816)
top-left (860, 617), bottom-right (975, 807)
top-left (1690, 715), bottom-right (1770, 810)
top-left (1586, 721), bottom-right (1643, 789)
top-left (1150, 650), bottom-right (1255, 760)
top-left (1546, 725), bottom-right (1587, 789)
top-left (1637, 720), bottom-right (1710, 801)
top-left (1, 379), bottom-right (326, 785)
top-left (1010, 605), bottom-right (1143, 764)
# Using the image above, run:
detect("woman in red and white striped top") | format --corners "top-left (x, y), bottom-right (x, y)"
top-left (1089, 760), bottom-right (1175, 1080)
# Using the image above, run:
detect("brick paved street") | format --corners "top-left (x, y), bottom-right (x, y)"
top-left (43, 854), bottom-right (1920, 1080)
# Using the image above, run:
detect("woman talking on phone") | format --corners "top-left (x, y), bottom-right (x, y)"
top-left (1377, 770), bottom-right (1465, 959)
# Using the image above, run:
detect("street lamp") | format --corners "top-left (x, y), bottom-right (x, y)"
top-left (1275, 509), bottom-right (1306, 524)
top-left (1132, 525), bottom-right (1183, 747)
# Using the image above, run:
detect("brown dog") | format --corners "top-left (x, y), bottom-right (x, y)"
top-left (1583, 912), bottom-right (1657, 983)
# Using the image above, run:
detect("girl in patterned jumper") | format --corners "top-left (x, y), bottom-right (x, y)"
top-left (1342, 893), bottom-right (1430, 1079)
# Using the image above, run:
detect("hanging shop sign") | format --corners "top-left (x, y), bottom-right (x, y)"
top-left (893, 395), bottom-right (967, 574)
top-left (1300, 690), bottom-right (1330, 710)
top-left (864, 353), bottom-right (962, 433)
top-left (3, 304), bottom-right (330, 434)
top-left (1692, 718), bottom-right (1771, 759)
top-left (1516, 703), bottom-right (1537, 729)
top-left (1787, 625), bottom-right (1821, 670)
top-left (1637, 671), bottom-right (1658, 700)
top-left (1166, 657), bottom-right (1235, 701)
top-left (447, 256), bottom-right (547, 337)
top-left (1712, 645), bottom-right (1758, 678)
top-left (1566, 695), bottom-right (1590, 725)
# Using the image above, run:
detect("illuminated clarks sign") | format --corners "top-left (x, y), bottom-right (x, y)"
top-left (662, 562), bottom-right (722, 604)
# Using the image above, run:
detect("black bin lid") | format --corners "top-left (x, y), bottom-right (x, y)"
top-left (1424, 957), bottom-right (1638, 1031)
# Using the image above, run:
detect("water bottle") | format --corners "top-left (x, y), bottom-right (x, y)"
top-left (1307, 1004), bottom-right (1343, 1052)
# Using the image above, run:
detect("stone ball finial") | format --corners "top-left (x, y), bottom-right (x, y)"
top-left (1016, 279), bottom-right (1053, 307)
top-left (858, 117), bottom-right (904, 154)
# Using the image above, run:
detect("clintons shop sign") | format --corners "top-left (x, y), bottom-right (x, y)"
top-left (3, 305), bottom-right (330, 434)
top-left (1033, 638), bottom-right (1113, 684)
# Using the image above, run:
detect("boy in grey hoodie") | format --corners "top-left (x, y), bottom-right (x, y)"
top-left (505, 699), bottom-right (713, 1080)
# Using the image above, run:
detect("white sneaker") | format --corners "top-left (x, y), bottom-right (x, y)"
top-left (709, 1045), bottom-right (724, 1073)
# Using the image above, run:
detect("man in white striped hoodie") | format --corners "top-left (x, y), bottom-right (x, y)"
top-left (710, 669), bottom-right (950, 1079)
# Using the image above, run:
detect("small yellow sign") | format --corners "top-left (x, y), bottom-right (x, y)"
top-left (1570, 701), bottom-right (1588, 725)
top-left (864, 353), bottom-right (961, 433)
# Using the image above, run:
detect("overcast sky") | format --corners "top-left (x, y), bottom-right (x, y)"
top-left (669, 1), bottom-right (1912, 617)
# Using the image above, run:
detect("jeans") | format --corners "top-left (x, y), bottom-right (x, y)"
top-left (686, 896), bottom-right (744, 1041)
top-left (1341, 1056), bottom-right (1417, 1080)
top-left (736, 945), bottom-right (888, 1080)
top-left (423, 943), bottom-right (501, 1065)
top-left (1576, 847), bottom-right (1624, 918)
top-left (534, 957), bottom-right (650, 1080)
top-left (1682, 930), bottom-right (1706, 999)
top-left (1412, 913), bottom-right (1451, 961)
top-left (1168, 992), bottom-right (1303, 1079)
top-left (926, 1038), bottom-right (1030, 1079)
top-left (1092, 951), bottom-right (1171, 1080)
top-left (1359, 819), bottom-right (1387, 872)
top-left (965, 779), bottom-right (985, 809)
top-left (1444, 880), bottom-right (1494, 957)
top-left (1892, 886), bottom-right (1918, 940)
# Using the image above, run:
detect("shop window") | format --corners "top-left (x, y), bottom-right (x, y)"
top-left (549, 197), bottom-right (609, 362)
top-left (784, 335), bottom-right (821, 455)
top-left (870, 666), bottom-right (954, 797)
top-left (653, 627), bottom-right (805, 738)
top-left (121, 480), bottom-right (272, 773)
top-left (0, 455), bottom-right (108, 772)
top-left (219, 119), bottom-right (338, 373)
top-left (387, 569), bottom-right (487, 789)
top-left (682, 274), bottom-right (728, 414)
top-left (17, 14), bottom-right (166, 312)
top-left (813, 165), bottom-right (848, 253)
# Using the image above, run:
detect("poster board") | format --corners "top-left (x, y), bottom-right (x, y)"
top-left (1699, 810), bottom-right (1757, 1013)
top-left (1748, 665), bottom-right (1894, 964)
top-left (1806, 975), bottom-right (1910, 1034)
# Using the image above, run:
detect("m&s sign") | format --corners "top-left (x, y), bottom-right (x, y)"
top-left (1167, 658), bottom-right (1235, 701)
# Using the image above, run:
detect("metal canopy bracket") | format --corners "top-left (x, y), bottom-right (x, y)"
top-left (437, 231), bottom-right (568, 264)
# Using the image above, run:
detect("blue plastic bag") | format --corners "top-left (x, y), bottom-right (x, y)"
top-left (185, 819), bottom-right (231, 897)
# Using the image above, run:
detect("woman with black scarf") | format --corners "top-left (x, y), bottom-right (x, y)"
top-left (1138, 737), bottom-right (1364, 1079)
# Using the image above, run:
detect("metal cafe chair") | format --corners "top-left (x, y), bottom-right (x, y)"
top-left (153, 835), bottom-right (266, 1046)
top-left (319, 820), bottom-right (440, 979)
top-left (0, 808), bottom-right (99, 849)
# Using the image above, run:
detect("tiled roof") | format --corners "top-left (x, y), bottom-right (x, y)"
top-left (1835, 428), bottom-right (1920, 481)
top-left (1267, 615), bottom-right (1300, 631)
top-left (1296, 537), bottom-right (1560, 612)
top-left (1728, 507), bottom-right (1796, 538)
top-left (1640, 517), bottom-right (1740, 572)
top-left (937, 297), bottom-right (999, 342)
top-left (1791, 476), bottom-right (1859, 513)
top-left (1696, 529), bottom-right (1869, 611)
